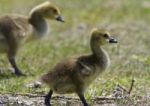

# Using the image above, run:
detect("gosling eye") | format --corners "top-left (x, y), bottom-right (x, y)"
top-left (103, 34), bottom-right (109, 38)
top-left (52, 9), bottom-right (57, 13)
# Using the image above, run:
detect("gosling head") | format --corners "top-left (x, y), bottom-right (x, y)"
top-left (30, 1), bottom-right (64, 22)
top-left (91, 28), bottom-right (118, 45)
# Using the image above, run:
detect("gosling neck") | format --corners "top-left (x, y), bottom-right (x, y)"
top-left (90, 38), bottom-right (110, 69)
top-left (29, 13), bottom-right (49, 37)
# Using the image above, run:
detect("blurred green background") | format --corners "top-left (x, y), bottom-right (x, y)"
top-left (0, 0), bottom-right (149, 102)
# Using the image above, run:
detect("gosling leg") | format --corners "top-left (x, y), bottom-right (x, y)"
top-left (8, 57), bottom-right (25, 76)
top-left (45, 89), bottom-right (53, 106)
top-left (77, 93), bottom-right (89, 106)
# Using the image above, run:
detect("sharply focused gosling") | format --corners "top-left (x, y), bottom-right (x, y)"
top-left (41, 28), bottom-right (118, 106)
top-left (0, 1), bottom-right (64, 76)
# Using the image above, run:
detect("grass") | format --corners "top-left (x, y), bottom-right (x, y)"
top-left (0, 0), bottom-right (150, 104)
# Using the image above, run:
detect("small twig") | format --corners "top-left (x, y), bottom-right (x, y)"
top-left (94, 96), bottom-right (122, 101)
top-left (117, 84), bottom-right (129, 93)
top-left (128, 78), bottom-right (135, 94)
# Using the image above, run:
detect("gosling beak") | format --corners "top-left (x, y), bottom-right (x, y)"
top-left (56, 15), bottom-right (65, 22)
top-left (109, 37), bottom-right (118, 43)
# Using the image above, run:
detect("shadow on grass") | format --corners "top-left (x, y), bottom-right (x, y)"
top-left (0, 72), bottom-right (17, 80)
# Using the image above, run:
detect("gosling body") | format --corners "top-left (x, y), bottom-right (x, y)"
top-left (41, 28), bottom-right (118, 106)
top-left (0, 1), bottom-right (64, 76)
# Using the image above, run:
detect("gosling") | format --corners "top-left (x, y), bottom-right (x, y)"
top-left (41, 28), bottom-right (118, 106)
top-left (0, 1), bottom-right (64, 76)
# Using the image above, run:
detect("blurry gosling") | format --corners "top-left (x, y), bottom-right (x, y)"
top-left (0, 1), bottom-right (64, 76)
top-left (41, 28), bottom-right (118, 106)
